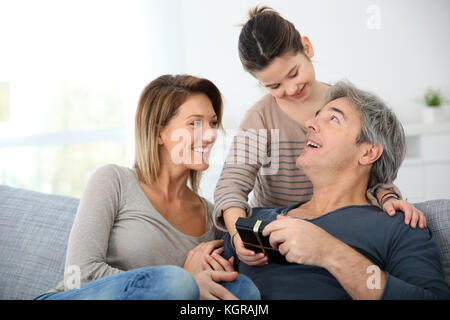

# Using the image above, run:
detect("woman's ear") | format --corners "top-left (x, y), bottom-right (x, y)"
top-left (359, 143), bottom-right (383, 166)
top-left (301, 36), bottom-right (314, 59)
top-left (157, 125), bottom-right (165, 145)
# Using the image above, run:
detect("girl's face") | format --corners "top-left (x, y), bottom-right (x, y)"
top-left (158, 93), bottom-right (218, 172)
top-left (254, 49), bottom-right (317, 104)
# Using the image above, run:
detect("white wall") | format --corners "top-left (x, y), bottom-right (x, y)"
top-left (1, 0), bottom-right (448, 201)
top-left (172, 0), bottom-right (450, 202)
top-left (177, 0), bottom-right (450, 128)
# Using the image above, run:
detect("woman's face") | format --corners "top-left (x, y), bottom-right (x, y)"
top-left (254, 51), bottom-right (317, 104)
top-left (159, 93), bottom-right (218, 172)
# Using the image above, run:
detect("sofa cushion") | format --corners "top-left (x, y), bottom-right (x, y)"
top-left (414, 200), bottom-right (450, 287)
top-left (0, 184), bottom-right (449, 299)
top-left (0, 185), bottom-right (79, 300)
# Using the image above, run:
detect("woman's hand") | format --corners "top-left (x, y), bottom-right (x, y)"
top-left (193, 270), bottom-right (239, 300)
top-left (232, 233), bottom-right (268, 266)
top-left (185, 241), bottom-right (240, 300)
top-left (183, 240), bottom-right (224, 275)
top-left (382, 198), bottom-right (427, 229)
top-left (202, 246), bottom-right (235, 272)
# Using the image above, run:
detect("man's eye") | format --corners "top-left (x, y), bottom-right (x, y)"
top-left (331, 116), bottom-right (339, 123)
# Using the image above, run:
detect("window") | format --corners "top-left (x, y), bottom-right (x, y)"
top-left (0, 1), bottom-right (154, 197)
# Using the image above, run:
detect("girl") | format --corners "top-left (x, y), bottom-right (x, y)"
top-left (213, 6), bottom-right (426, 266)
top-left (35, 74), bottom-right (259, 300)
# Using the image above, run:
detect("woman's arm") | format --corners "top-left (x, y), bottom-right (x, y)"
top-left (63, 164), bottom-right (124, 289)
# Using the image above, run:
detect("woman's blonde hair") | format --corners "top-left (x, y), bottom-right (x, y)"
top-left (133, 74), bottom-right (223, 193)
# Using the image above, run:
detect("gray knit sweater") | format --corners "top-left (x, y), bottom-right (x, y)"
top-left (49, 164), bottom-right (222, 292)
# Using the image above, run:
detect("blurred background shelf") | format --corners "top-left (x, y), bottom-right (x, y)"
top-left (395, 121), bottom-right (450, 203)
top-left (403, 121), bottom-right (450, 137)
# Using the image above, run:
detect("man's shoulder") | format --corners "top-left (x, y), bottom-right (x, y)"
top-left (333, 205), bottom-right (392, 219)
top-left (250, 205), bottom-right (287, 221)
top-left (332, 205), bottom-right (433, 240)
top-left (333, 205), bottom-right (405, 226)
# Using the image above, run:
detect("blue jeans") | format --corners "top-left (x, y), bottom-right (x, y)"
top-left (34, 265), bottom-right (260, 300)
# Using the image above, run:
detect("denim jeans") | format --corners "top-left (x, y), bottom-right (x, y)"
top-left (34, 265), bottom-right (260, 300)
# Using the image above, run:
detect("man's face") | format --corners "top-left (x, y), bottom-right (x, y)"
top-left (296, 97), bottom-right (365, 174)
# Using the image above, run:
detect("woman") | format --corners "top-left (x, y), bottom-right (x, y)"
top-left (213, 6), bottom-right (427, 266)
top-left (35, 74), bottom-right (260, 300)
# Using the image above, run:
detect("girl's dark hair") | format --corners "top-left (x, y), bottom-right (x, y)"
top-left (238, 6), bottom-right (304, 72)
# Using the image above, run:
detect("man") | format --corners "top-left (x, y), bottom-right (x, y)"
top-left (223, 81), bottom-right (450, 299)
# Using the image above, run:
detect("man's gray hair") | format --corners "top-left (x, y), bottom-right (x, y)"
top-left (323, 80), bottom-right (406, 189)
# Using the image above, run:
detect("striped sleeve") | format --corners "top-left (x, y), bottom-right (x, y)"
top-left (366, 183), bottom-right (404, 207)
top-left (213, 110), bottom-right (268, 231)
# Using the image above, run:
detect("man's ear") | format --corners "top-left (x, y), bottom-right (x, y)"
top-left (359, 143), bottom-right (383, 166)
top-left (301, 36), bottom-right (315, 59)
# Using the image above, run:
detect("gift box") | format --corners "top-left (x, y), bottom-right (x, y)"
top-left (235, 217), bottom-right (290, 265)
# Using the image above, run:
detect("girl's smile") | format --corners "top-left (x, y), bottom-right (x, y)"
top-left (290, 84), bottom-right (307, 100)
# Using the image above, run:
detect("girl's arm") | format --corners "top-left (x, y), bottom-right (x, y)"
top-left (368, 183), bottom-right (427, 229)
top-left (213, 109), bottom-right (269, 266)
top-left (213, 109), bottom-right (267, 231)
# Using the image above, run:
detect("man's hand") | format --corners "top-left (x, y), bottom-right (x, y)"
top-left (263, 215), bottom-right (386, 299)
top-left (262, 215), bottom-right (339, 267)
top-left (193, 270), bottom-right (239, 300)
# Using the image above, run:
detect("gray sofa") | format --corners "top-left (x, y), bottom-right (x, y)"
top-left (0, 184), bottom-right (449, 300)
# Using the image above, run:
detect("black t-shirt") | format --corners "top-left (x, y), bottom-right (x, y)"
top-left (223, 203), bottom-right (450, 299)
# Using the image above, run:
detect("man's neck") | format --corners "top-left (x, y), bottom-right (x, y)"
top-left (289, 176), bottom-right (370, 219)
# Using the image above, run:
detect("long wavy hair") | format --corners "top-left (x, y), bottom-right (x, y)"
top-left (133, 74), bottom-right (223, 193)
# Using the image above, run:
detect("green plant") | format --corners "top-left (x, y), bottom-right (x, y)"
top-left (424, 88), bottom-right (442, 107)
